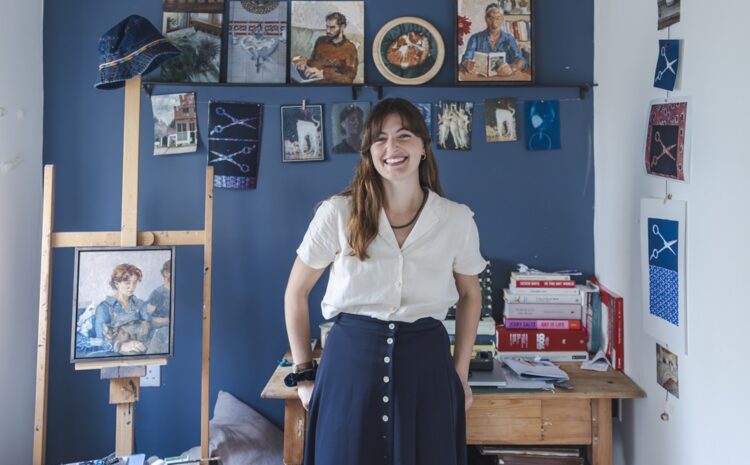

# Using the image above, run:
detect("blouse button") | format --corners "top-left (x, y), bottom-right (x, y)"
top-left (386, 337), bottom-right (394, 345)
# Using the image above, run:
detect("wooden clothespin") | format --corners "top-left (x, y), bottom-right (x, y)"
top-left (302, 99), bottom-right (307, 111)
top-left (663, 180), bottom-right (672, 204)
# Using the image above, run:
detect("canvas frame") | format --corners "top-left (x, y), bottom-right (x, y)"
top-left (372, 16), bottom-right (445, 85)
top-left (280, 104), bottom-right (325, 162)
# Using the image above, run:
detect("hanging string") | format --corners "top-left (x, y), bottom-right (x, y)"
top-left (663, 179), bottom-right (672, 203)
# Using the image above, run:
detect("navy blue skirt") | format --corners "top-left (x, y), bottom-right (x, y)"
top-left (304, 313), bottom-right (467, 465)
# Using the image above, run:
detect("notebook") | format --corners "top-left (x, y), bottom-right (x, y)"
top-left (467, 359), bottom-right (508, 387)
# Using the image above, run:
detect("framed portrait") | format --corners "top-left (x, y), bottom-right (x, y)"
top-left (290, 1), bottom-right (364, 84)
top-left (227, 0), bottom-right (288, 83)
top-left (330, 102), bottom-right (370, 153)
top-left (456, 0), bottom-right (533, 84)
top-left (71, 247), bottom-right (175, 364)
top-left (281, 104), bottom-right (325, 161)
top-left (373, 16), bottom-right (445, 85)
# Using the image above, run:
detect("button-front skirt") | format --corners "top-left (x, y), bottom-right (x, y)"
top-left (304, 313), bottom-right (467, 465)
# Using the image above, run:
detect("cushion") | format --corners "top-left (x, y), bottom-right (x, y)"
top-left (183, 390), bottom-right (283, 465)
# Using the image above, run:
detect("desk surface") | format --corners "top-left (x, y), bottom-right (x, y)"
top-left (261, 350), bottom-right (645, 401)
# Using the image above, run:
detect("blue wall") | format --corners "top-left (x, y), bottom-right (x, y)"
top-left (43, 0), bottom-right (593, 461)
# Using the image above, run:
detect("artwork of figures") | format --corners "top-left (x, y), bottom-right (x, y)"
top-left (484, 97), bottom-right (517, 142)
top-left (72, 247), bottom-right (174, 363)
top-left (281, 104), bottom-right (324, 161)
top-left (208, 101), bottom-right (264, 189)
top-left (653, 40), bottom-right (680, 91)
top-left (525, 100), bottom-right (560, 150)
top-left (161, 0), bottom-right (224, 82)
top-left (457, 0), bottom-right (532, 83)
top-left (290, 1), bottom-right (364, 84)
top-left (640, 198), bottom-right (687, 354)
top-left (227, 0), bottom-right (287, 83)
top-left (151, 93), bottom-right (199, 155)
top-left (657, 0), bottom-right (680, 30)
top-left (330, 102), bottom-right (370, 153)
top-left (436, 101), bottom-right (473, 150)
top-left (656, 343), bottom-right (679, 398)
top-left (645, 98), bottom-right (690, 182)
top-left (414, 102), bottom-right (432, 134)
top-left (373, 17), bottom-right (445, 85)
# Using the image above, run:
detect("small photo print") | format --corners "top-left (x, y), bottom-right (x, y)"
top-left (151, 93), bottom-right (198, 155)
top-left (414, 102), bottom-right (432, 135)
top-left (657, 0), bottom-right (680, 30)
top-left (653, 39), bottom-right (680, 91)
top-left (656, 343), bottom-right (679, 398)
top-left (161, 0), bottom-right (224, 82)
top-left (281, 105), bottom-right (324, 161)
top-left (525, 100), bottom-right (561, 150)
top-left (436, 101), bottom-right (474, 150)
top-left (645, 98), bottom-right (689, 181)
top-left (485, 98), bottom-right (517, 142)
top-left (330, 102), bottom-right (370, 153)
top-left (227, 0), bottom-right (288, 83)
top-left (72, 247), bottom-right (174, 363)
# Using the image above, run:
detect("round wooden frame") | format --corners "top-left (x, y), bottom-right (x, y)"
top-left (372, 16), bottom-right (445, 85)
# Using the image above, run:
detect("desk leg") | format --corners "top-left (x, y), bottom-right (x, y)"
top-left (588, 399), bottom-right (613, 465)
top-left (283, 399), bottom-right (307, 465)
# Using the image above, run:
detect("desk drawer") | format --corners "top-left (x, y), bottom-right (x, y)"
top-left (541, 399), bottom-right (592, 444)
top-left (467, 399), bottom-right (542, 444)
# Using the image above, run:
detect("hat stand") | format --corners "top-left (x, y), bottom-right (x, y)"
top-left (33, 75), bottom-right (215, 464)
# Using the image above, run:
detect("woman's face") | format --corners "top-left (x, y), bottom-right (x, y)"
top-left (114, 275), bottom-right (139, 298)
top-left (369, 113), bottom-right (424, 185)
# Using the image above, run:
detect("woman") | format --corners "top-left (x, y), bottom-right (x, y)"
top-left (284, 98), bottom-right (485, 465)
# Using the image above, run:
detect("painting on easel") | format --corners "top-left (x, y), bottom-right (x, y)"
top-left (71, 247), bottom-right (175, 363)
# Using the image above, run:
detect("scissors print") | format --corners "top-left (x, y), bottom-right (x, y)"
top-left (650, 131), bottom-right (677, 168)
top-left (655, 45), bottom-right (677, 82)
top-left (650, 224), bottom-right (678, 260)
top-left (210, 146), bottom-right (254, 173)
top-left (211, 107), bottom-right (258, 135)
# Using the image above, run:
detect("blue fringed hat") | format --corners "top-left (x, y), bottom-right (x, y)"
top-left (95, 15), bottom-right (180, 89)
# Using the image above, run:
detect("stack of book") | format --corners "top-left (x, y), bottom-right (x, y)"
top-left (477, 446), bottom-right (584, 465)
top-left (497, 271), bottom-right (592, 362)
top-left (445, 260), bottom-right (497, 357)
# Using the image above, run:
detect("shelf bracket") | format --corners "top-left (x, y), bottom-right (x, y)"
top-left (352, 85), bottom-right (358, 100)
top-left (579, 83), bottom-right (593, 100)
top-left (143, 83), bottom-right (153, 97)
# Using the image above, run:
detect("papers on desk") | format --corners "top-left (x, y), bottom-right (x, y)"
top-left (501, 357), bottom-right (569, 381)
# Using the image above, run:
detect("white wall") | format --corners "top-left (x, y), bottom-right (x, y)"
top-left (0, 0), bottom-right (44, 463)
top-left (594, 1), bottom-right (750, 464)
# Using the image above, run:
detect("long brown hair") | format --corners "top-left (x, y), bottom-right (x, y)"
top-left (337, 98), bottom-right (443, 260)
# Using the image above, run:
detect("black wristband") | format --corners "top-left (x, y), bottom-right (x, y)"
top-left (284, 361), bottom-right (318, 387)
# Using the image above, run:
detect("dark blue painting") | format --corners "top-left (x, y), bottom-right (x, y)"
top-left (648, 218), bottom-right (679, 325)
top-left (653, 39), bottom-right (680, 91)
top-left (525, 100), bottom-right (560, 151)
top-left (208, 101), bottom-right (263, 189)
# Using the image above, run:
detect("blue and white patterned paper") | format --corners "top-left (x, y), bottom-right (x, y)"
top-left (647, 218), bottom-right (679, 325)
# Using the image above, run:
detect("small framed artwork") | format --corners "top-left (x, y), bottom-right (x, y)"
top-left (657, 0), bottom-right (680, 30)
top-left (290, 1), bottom-right (365, 84)
top-left (227, 0), bottom-right (288, 83)
top-left (436, 101), bottom-right (474, 150)
top-left (373, 16), bottom-right (445, 85)
top-left (71, 247), bottom-right (175, 364)
top-left (457, 0), bottom-right (533, 84)
top-left (484, 97), bottom-right (517, 142)
top-left (281, 104), bottom-right (324, 161)
top-left (330, 102), bottom-right (370, 153)
top-left (525, 100), bottom-right (560, 150)
top-left (151, 92), bottom-right (198, 155)
top-left (645, 97), bottom-right (690, 182)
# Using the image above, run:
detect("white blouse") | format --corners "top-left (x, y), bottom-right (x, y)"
top-left (296, 189), bottom-right (486, 323)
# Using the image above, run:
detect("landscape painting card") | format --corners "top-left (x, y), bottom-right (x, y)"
top-left (162, 0), bottom-right (224, 82)
top-left (330, 102), bottom-right (370, 153)
top-left (208, 101), bottom-right (264, 189)
top-left (525, 100), bottom-right (560, 150)
top-left (640, 198), bottom-right (687, 354)
top-left (290, 1), bottom-right (364, 84)
top-left (281, 104), bottom-right (325, 161)
top-left (485, 97), bottom-right (517, 142)
top-left (72, 247), bottom-right (175, 363)
top-left (657, 0), bottom-right (680, 30)
top-left (151, 93), bottom-right (198, 155)
top-left (653, 39), bottom-right (680, 91)
top-left (227, 0), bottom-right (287, 83)
top-left (436, 100), bottom-right (474, 150)
top-left (414, 102), bottom-right (432, 135)
top-left (656, 343), bottom-right (679, 398)
top-left (645, 97), bottom-right (690, 182)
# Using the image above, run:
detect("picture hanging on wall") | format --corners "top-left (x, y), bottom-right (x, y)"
top-left (161, 0), bottom-right (224, 83)
top-left (657, 0), bottom-right (680, 30)
top-left (281, 104), bottom-right (325, 162)
top-left (227, 0), bottom-right (288, 83)
top-left (71, 247), bottom-right (175, 364)
top-left (330, 102), bottom-right (370, 153)
top-left (436, 101), bottom-right (474, 150)
top-left (290, 1), bottom-right (364, 84)
top-left (645, 97), bottom-right (690, 182)
top-left (151, 93), bottom-right (199, 156)
top-left (372, 16), bottom-right (445, 85)
top-left (640, 198), bottom-right (687, 354)
top-left (653, 39), bottom-right (680, 91)
top-left (656, 343), bottom-right (679, 398)
top-left (525, 100), bottom-right (561, 150)
top-left (208, 101), bottom-right (264, 189)
top-left (484, 97), bottom-right (517, 142)
top-left (414, 102), bottom-right (432, 134)
top-left (456, 0), bottom-right (533, 84)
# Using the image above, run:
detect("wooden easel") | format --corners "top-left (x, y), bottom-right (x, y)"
top-left (32, 75), bottom-right (215, 464)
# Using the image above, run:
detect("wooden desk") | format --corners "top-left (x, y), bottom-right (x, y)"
top-left (261, 352), bottom-right (645, 465)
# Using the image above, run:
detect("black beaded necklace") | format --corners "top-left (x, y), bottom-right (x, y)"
top-left (389, 188), bottom-right (428, 229)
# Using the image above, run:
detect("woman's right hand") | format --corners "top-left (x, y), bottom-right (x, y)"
top-left (297, 381), bottom-right (315, 411)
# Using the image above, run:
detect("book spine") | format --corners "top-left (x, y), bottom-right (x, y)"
top-left (510, 272), bottom-right (570, 281)
top-left (503, 319), bottom-right (581, 330)
top-left (504, 286), bottom-right (581, 296)
top-left (449, 334), bottom-right (496, 345)
top-left (496, 327), bottom-right (589, 351)
top-left (504, 303), bottom-right (582, 320)
top-left (504, 289), bottom-right (583, 304)
top-left (496, 351), bottom-right (589, 362)
top-left (512, 279), bottom-right (576, 288)
top-left (614, 296), bottom-right (624, 371)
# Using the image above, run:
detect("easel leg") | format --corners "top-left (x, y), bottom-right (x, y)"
top-left (111, 377), bottom-right (140, 456)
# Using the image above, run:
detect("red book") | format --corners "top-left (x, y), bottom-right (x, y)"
top-left (503, 319), bottom-right (582, 330)
top-left (592, 278), bottom-right (624, 371)
top-left (511, 279), bottom-right (576, 288)
top-left (496, 326), bottom-right (589, 352)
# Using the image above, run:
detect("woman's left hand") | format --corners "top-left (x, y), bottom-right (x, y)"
top-left (462, 379), bottom-right (473, 412)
